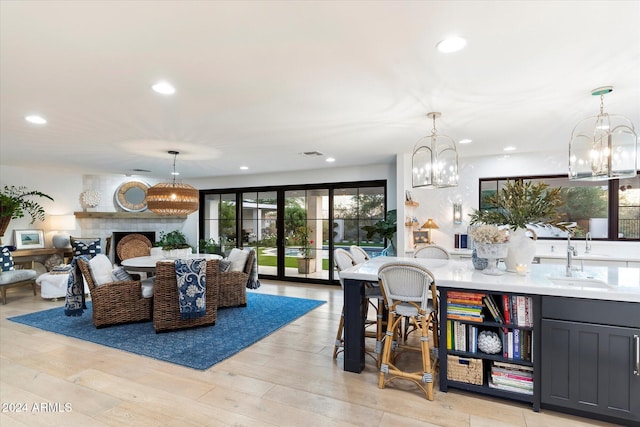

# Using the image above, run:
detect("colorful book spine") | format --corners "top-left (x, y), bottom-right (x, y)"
top-left (502, 294), bottom-right (511, 324)
top-left (513, 328), bottom-right (520, 360)
top-left (516, 296), bottom-right (526, 326)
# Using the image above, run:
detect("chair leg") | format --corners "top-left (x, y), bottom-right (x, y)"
top-left (419, 315), bottom-right (435, 401)
top-left (332, 306), bottom-right (345, 359)
top-left (378, 311), bottom-right (396, 388)
top-left (1, 288), bottom-right (6, 305)
top-left (31, 282), bottom-right (37, 296)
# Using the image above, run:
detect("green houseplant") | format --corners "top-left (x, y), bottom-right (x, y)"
top-left (361, 209), bottom-right (397, 256)
top-left (199, 238), bottom-right (220, 255)
top-left (0, 185), bottom-right (54, 238)
top-left (294, 226), bottom-right (316, 274)
top-left (156, 230), bottom-right (191, 251)
top-left (469, 180), bottom-right (572, 271)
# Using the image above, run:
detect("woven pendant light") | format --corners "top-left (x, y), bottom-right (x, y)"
top-left (147, 151), bottom-right (199, 216)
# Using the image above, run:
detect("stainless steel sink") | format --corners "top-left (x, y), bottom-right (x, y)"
top-left (548, 272), bottom-right (610, 288)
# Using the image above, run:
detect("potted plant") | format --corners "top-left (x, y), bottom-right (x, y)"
top-left (361, 209), bottom-right (397, 256)
top-left (469, 180), bottom-right (572, 270)
top-left (0, 185), bottom-right (54, 239)
top-left (156, 230), bottom-right (192, 258)
top-left (199, 237), bottom-right (220, 255)
top-left (295, 226), bottom-right (316, 274)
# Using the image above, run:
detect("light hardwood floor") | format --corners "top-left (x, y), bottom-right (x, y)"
top-left (1, 280), bottom-right (616, 427)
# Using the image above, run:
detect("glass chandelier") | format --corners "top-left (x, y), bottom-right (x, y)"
top-left (569, 86), bottom-right (637, 181)
top-left (147, 151), bottom-right (199, 216)
top-left (412, 112), bottom-right (459, 188)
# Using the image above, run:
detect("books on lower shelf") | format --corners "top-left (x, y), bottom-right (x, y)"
top-left (498, 328), bottom-right (533, 362)
top-left (447, 320), bottom-right (479, 352)
top-left (489, 361), bottom-right (533, 395)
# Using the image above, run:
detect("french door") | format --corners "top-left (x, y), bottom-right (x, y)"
top-left (199, 181), bottom-right (386, 284)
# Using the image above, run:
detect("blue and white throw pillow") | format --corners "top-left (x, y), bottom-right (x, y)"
top-left (112, 266), bottom-right (133, 281)
top-left (219, 259), bottom-right (232, 273)
top-left (1, 246), bottom-right (14, 272)
top-left (72, 239), bottom-right (101, 258)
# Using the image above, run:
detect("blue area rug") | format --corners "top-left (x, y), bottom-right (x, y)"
top-left (8, 292), bottom-right (325, 370)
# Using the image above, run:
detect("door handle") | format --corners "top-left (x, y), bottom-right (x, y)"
top-left (634, 335), bottom-right (639, 376)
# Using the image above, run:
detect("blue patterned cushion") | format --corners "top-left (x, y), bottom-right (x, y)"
top-left (1, 246), bottom-right (14, 272)
top-left (72, 239), bottom-right (101, 258)
top-left (219, 259), bottom-right (232, 272)
top-left (112, 266), bottom-right (133, 281)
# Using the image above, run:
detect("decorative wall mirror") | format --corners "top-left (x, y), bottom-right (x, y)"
top-left (115, 181), bottom-right (150, 212)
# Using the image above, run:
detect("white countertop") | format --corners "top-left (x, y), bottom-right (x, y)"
top-left (340, 256), bottom-right (640, 303)
top-left (534, 251), bottom-right (640, 263)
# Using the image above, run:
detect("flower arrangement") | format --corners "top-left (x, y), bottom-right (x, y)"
top-left (81, 190), bottom-right (101, 207)
top-left (469, 224), bottom-right (509, 245)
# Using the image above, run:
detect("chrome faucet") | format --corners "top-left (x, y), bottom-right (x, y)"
top-left (585, 232), bottom-right (592, 254)
top-left (566, 234), bottom-right (578, 277)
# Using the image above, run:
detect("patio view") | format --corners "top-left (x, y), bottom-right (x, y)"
top-left (201, 183), bottom-right (387, 282)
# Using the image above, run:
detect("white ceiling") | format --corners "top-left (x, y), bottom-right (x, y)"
top-left (1, 1), bottom-right (639, 180)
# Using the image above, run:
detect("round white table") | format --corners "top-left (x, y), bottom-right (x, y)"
top-left (121, 254), bottom-right (222, 273)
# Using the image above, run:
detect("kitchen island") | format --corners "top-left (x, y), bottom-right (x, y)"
top-left (340, 257), bottom-right (640, 425)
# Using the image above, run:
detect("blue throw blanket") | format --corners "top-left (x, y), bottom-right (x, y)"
top-left (175, 258), bottom-right (207, 320)
top-left (64, 255), bottom-right (90, 317)
top-left (246, 249), bottom-right (260, 289)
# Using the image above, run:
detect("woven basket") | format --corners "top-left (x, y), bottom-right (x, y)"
top-left (117, 234), bottom-right (152, 261)
top-left (447, 355), bottom-right (483, 385)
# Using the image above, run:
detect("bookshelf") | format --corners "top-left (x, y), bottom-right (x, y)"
top-left (439, 287), bottom-right (541, 411)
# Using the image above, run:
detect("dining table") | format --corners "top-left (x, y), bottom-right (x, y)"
top-left (121, 253), bottom-right (222, 274)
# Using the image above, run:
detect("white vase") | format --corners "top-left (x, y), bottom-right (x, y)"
top-left (504, 228), bottom-right (537, 272)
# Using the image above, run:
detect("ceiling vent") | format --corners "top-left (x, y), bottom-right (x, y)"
top-left (301, 151), bottom-right (324, 157)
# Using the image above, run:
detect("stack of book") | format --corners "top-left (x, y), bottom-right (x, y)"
top-left (446, 291), bottom-right (485, 322)
top-left (489, 361), bottom-right (534, 395)
top-left (446, 320), bottom-right (479, 352)
top-left (498, 328), bottom-right (533, 361)
top-left (502, 295), bottom-right (533, 327)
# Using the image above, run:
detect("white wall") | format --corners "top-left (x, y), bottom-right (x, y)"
top-left (2, 163), bottom-right (396, 254)
top-left (396, 150), bottom-right (636, 257)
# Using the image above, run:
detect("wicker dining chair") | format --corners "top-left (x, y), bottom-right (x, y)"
top-left (77, 257), bottom-right (152, 328)
top-left (414, 245), bottom-right (450, 260)
top-left (333, 248), bottom-right (385, 364)
top-left (219, 248), bottom-right (254, 308)
top-left (377, 262), bottom-right (439, 400)
top-left (349, 245), bottom-right (370, 265)
top-left (153, 258), bottom-right (220, 332)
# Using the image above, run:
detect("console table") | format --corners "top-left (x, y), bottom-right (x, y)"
top-left (12, 248), bottom-right (73, 261)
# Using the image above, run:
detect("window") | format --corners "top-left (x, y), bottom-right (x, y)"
top-left (478, 174), bottom-right (639, 241)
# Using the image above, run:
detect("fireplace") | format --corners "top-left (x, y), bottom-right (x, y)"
top-left (112, 231), bottom-right (156, 265)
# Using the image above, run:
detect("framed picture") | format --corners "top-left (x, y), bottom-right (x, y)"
top-left (14, 229), bottom-right (45, 250)
top-left (413, 230), bottom-right (430, 246)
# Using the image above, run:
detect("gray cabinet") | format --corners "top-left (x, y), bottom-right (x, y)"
top-left (541, 297), bottom-right (640, 425)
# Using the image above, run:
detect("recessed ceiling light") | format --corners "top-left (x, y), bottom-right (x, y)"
top-left (326, 157), bottom-right (336, 163)
top-left (152, 81), bottom-right (176, 95)
top-left (436, 37), bottom-right (467, 53)
top-left (25, 115), bottom-right (47, 124)
top-left (240, 166), bottom-right (249, 170)
top-left (504, 146), bottom-right (516, 152)
top-left (459, 139), bottom-right (472, 144)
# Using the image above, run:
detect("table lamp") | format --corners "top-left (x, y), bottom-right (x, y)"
top-left (47, 214), bottom-right (76, 248)
top-left (420, 218), bottom-right (439, 244)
